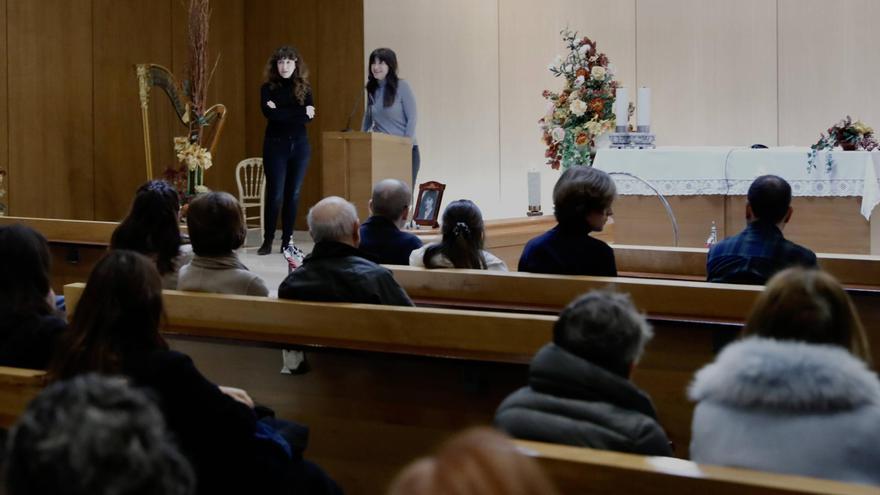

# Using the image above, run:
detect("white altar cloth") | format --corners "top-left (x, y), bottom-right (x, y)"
top-left (593, 147), bottom-right (880, 220)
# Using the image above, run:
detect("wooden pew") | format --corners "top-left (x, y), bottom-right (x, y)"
top-left (613, 244), bottom-right (880, 288)
top-left (63, 283), bottom-right (552, 494)
top-left (0, 367), bottom-right (48, 428)
top-left (516, 440), bottom-right (880, 495)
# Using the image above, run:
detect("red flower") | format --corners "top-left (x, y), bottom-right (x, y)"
top-left (575, 132), bottom-right (589, 146)
top-left (588, 98), bottom-right (605, 114)
top-left (576, 68), bottom-right (588, 78)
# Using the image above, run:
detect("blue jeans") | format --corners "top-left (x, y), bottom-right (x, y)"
top-left (263, 135), bottom-right (311, 244)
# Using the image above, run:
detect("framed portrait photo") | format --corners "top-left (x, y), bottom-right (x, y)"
top-left (413, 181), bottom-right (446, 228)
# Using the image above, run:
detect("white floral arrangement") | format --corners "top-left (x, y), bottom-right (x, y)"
top-left (174, 136), bottom-right (213, 171)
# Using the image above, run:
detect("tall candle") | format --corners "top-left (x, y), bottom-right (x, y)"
top-left (637, 87), bottom-right (651, 129)
top-left (615, 87), bottom-right (628, 129)
top-left (527, 171), bottom-right (541, 207)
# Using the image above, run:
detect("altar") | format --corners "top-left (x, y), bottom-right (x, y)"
top-left (594, 147), bottom-right (880, 254)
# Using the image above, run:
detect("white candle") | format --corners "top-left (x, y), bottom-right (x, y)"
top-left (637, 87), bottom-right (651, 128)
top-left (615, 87), bottom-right (628, 129)
top-left (527, 171), bottom-right (541, 207)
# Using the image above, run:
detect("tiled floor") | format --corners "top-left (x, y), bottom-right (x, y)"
top-left (239, 229), bottom-right (313, 296)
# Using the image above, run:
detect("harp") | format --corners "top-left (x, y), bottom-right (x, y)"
top-left (136, 63), bottom-right (227, 181)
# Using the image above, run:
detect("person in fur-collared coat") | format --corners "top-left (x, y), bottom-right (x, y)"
top-left (689, 268), bottom-right (880, 485)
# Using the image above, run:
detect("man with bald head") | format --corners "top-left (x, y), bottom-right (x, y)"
top-left (359, 179), bottom-right (423, 265)
top-left (278, 196), bottom-right (413, 306)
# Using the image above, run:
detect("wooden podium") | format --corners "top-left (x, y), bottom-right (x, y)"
top-left (322, 131), bottom-right (412, 220)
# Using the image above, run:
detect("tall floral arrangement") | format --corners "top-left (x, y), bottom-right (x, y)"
top-left (540, 29), bottom-right (619, 169)
top-left (171, 0), bottom-right (218, 198)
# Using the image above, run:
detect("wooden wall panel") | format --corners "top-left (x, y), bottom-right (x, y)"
top-left (8, 0), bottom-right (94, 219)
top-left (0, 0), bottom-right (7, 214)
top-left (498, 0), bottom-right (636, 218)
top-left (636, 0), bottom-right (777, 147)
top-left (93, 0), bottom-right (173, 221)
top-left (778, 0), bottom-right (880, 146)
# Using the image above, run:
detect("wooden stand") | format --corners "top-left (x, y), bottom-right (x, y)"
top-left (322, 131), bottom-right (412, 220)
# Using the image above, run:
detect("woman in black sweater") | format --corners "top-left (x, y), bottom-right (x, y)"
top-left (259, 45), bottom-right (316, 257)
top-left (50, 251), bottom-right (341, 495)
top-left (0, 224), bottom-right (65, 369)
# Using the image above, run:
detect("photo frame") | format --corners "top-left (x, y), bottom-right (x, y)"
top-left (413, 181), bottom-right (446, 228)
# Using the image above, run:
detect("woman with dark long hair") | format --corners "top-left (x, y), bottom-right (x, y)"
top-left (111, 180), bottom-right (191, 289)
top-left (50, 250), bottom-right (341, 495)
top-left (0, 224), bottom-right (65, 369)
top-left (362, 48), bottom-right (420, 191)
top-left (259, 45), bottom-right (315, 258)
top-left (409, 199), bottom-right (507, 271)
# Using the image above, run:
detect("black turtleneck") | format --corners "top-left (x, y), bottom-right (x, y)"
top-left (260, 79), bottom-right (314, 139)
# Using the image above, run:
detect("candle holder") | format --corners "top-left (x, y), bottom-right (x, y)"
top-left (608, 127), bottom-right (655, 150)
top-left (527, 205), bottom-right (543, 217)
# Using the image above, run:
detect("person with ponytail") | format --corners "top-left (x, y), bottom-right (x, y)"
top-left (362, 48), bottom-right (420, 191)
top-left (258, 45), bottom-right (316, 257)
top-left (409, 199), bottom-right (507, 271)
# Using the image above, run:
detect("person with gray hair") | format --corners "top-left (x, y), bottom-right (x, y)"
top-left (359, 179), bottom-right (423, 265)
top-left (6, 373), bottom-right (195, 495)
top-left (278, 196), bottom-right (413, 305)
top-left (494, 290), bottom-right (672, 456)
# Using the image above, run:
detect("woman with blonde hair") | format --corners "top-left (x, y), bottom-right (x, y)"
top-left (388, 427), bottom-right (559, 495)
top-left (689, 267), bottom-right (880, 484)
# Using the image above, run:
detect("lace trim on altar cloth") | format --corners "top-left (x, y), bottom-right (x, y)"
top-left (613, 178), bottom-right (867, 197)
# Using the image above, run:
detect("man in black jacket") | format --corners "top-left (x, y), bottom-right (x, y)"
top-left (495, 290), bottom-right (672, 456)
top-left (278, 196), bottom-right (413, 306)
top-left (358, 179), bottom-right (423, 265)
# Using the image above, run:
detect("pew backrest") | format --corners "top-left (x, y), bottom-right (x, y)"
top-left (516, 439), bottom-right (880, 495)
top-left (0, 366), bottom-right (48, 427)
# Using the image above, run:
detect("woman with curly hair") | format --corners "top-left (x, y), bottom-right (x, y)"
top-left (259, 45), bottom-right (316, 258)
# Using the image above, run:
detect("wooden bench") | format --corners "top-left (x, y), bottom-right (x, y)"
top-left (614, 244), bottom-right (880, 288)
top-left (0, 366), bottom-right (48, 428)
top-left (517, 439), bottom-right (880, 495)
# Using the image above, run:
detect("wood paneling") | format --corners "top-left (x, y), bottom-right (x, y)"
top-left (7, 0), bottom-right (94, 219)
top-left (498, 0), bottom-right (636, 218)
top-left (0, 0), bottom-right (7, 213)
top-left (93, 0), bottom-right (173, 220)
top-left (636, 0), bottom-right (777, 147)
top-left (778, 0), bottom-right (880, 146)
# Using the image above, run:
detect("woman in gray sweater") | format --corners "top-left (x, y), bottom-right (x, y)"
top-left (362, 48), bottom-right (419, 190)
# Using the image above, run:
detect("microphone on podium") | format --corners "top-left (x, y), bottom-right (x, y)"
top-left (341, 89), bottom-right (366, 132)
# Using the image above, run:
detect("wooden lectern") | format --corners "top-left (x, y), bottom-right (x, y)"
top-left (322, 131), bottom-right (412, 220)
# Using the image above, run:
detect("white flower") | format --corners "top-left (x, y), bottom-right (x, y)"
top-left (194, 185), bottom-right (210, 193)
top-left (554, 55), bottom-right (563, 66)
top-left (582, 44), bottom-right (591, 53)
top-left (591, 66), bottom-right (606, 80)
top-left (577, 45), bottom-right (589, 57)
top-left (574, 75), bottom-right (585, 88)
top-left (589, 55), bottom-right (598, 62)
top-left (569, 99), bottom-right (588, 117)
top-left (551, 127), bottom-right (566, 143)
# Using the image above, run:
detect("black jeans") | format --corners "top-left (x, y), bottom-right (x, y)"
top-left (263, 134), bottom-right (311, 244)
top-left (411, 145), bottom-right (421, 192)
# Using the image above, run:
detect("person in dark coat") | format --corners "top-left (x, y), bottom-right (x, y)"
top-left (518, 166), bottom-right (617, 276)
top-left (279, 196), bottom-right (413, 306)
top-left (358, 179), bottom-right (422, 265)
top-left (707, 175), bottom-right (816, 284)
top-left (0, 224), bottom-right (65, 369)
top-left (495, 290), bottom-right (672, 456)
top-left (49, 250), bottom-right (341, 495)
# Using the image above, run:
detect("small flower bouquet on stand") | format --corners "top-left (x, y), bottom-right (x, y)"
top-left (808, 116), bottom-right (879, 173)
top-left (540, 29), bottom-right (620, 169)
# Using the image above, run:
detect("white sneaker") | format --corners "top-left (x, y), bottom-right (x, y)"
top-left (280, 349), bottom-right (306, 374)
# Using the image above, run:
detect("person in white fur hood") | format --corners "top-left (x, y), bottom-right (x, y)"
top-left (689, 268), bottom-right (880, 485)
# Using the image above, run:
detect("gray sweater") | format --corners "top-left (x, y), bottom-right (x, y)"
top-left (362, 79), bottom-right (418, 144)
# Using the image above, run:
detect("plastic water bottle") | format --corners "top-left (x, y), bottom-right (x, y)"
top-left (705, 221), bottom-right (718, 248)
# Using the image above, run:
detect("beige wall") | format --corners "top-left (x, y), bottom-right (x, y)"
top-left (365, 0), bottom-right (880, 219)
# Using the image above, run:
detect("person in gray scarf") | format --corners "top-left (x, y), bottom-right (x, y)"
top-left (178, 192), bottom-right (269, 297)
top-left (495, 290), bottom-right (672, 456)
